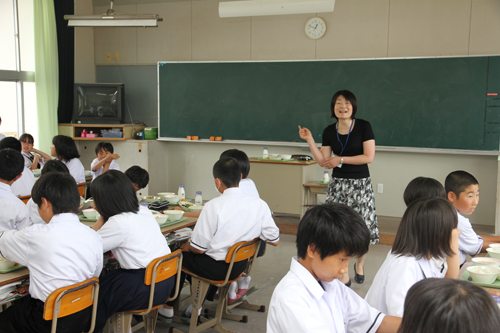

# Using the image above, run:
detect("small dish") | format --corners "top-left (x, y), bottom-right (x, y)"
top-left (141, 195), bottom-right (162, 203)
top-left (154, 214), bottom-right (169, 225)
top-left (82, 208), bottom-right (99, 219)
top-left (158, 192), bottom-right (175, 197)
top-left (487, 248), bottom-right (500, 260)
top-left (163, 210), bottom-right (184, 221)
top-left (467, 266), bottom-right (500, 284)
top-left (471, 257), bottom-right (500, 267)
top-left (190, 205), bottom-right (204, 212)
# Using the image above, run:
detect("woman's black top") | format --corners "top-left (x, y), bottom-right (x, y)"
top-left (321, 118), bottom-right (375, 179)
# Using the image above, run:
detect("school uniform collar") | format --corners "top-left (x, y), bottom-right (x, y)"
top-left (0, 182), bottom-right (13, 193)
top-left (48, 213), bottom-right (80, 225)
top-left (289, 257), bottom-right (326, 300)
top-left (221, 187), bottom-right (243, 196)
top-left (415, 256), bottom-right (435, 278)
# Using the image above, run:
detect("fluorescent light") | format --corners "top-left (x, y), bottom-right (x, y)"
top-left (64, 14), bottom-right (161, 27)
top-left (219, 0), bottom-right (335, 18)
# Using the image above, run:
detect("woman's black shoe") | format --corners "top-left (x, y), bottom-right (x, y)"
top-left (344, 279), bottom-right (352, 288)
top-left (354, 263), bottom-right (364, 284)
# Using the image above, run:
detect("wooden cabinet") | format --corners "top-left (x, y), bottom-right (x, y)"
top-left (58, 124), bottom-right (145, 141)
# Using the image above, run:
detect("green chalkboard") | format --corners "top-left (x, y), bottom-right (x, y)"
top-left (158, 57), bottom-right (500, 150)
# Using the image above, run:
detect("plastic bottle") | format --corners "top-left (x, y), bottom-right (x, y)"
top-left (263, 147), bottom-right (269, 159)
top-left (323, 171), bottom-right (330, 183)
top-left (195, 191), bottom-right (203, 205)
top-left (178, 184), bottom-right (185, 199)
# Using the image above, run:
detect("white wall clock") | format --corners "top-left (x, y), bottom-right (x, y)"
top-left (305, 17), bottom-right (326, 40)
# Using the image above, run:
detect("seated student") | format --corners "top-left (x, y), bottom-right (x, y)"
top-left (398, 278), bottom-right (500, 333)
top-left (51, 135), bottom-right (85, 184)
top-left (27, 160), bottom-right (70, 226)
top-left (267, 203), bottom-right (401, 332)
top-left (19, 133), bottom-right (51, 170)
top-left (160, 157), bottom-right (280, 319)
top-left (445, 170), bottom-right (500, 267)
top-left (124, 165), bottom-right (149, 200)
top-left (0, 148), bottom-right (29, 230)
top-left (90, 170), bottom-right (174, 332)
top-left (91, 142), bottom-right (120, 181)
top-left (0, 172), bottom-right (103, 333)
top-left (403, 177), bottom-right (461, 279)
top-left (365, 197), bottom-right (457, 317)
top-left (0, 137), bottom-right (35, 197)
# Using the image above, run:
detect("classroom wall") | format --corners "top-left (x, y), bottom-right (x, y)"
top-left (74, 0), bottom-right (500, 226)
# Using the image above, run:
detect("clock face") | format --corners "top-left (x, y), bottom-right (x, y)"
top-left (305, 17), bottom-right (326, 40)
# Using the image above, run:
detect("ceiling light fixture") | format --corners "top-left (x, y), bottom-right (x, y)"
top-left (219, 0), bottom-right (335, 18)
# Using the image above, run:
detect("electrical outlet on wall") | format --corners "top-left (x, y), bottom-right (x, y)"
top-left (377, 183), bottom-right (383, 193)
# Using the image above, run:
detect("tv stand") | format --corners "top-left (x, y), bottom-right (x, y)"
top-left (58, 123), bottom-right (146, 140)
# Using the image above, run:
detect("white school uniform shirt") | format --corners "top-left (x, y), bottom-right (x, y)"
top-left (267, 257), bottom-right (385, 333)
top-left (365, 250), bottom-right (446, 317)
top-left (97, 206), bottom-right (170, 269)
top-left (239, 178), bottom-right (259, 198)
top-left (63, 158), bottom-right (86, 184)
top-left (190, 187), bottom-right (279, 261)
top-left (0, 213), bottom-right (103, 302)
top-left (21, 151), bottom-right (34, 169)
top-left (0, 182), bottom-right (29, 230)
top-left (456, 211), bottom-right (483, 265)
top-left (10, 166), bottom-right (35, 197)
top-left (90, 157), bottom-right (120, 181)
top-left (27, 198), bottom-right (45, 226)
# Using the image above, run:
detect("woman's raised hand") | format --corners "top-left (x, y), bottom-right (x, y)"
top-left (298, 126), bottom-right (312, 141)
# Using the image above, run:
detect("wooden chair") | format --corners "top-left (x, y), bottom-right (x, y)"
top-left (77, 182), bottom-right (87, 198)
top-left (19, 195), bottom-right (31, 204)
top-left (170, 238), bottom-right (261, 333)
top-left (106, 250), bottom-right (183, 333)
top-left (43, 277), bottom-right (99, 333)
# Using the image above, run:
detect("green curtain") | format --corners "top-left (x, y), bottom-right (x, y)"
top-left (34, 0), bottom-right (59, 152)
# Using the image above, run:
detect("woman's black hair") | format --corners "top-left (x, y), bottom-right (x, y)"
top-left (94, 142), bottom-right (114, 155)
top-left (91, 170), bottom-right (139, 221)
top-left (220, 149), bottom-right (250, 179)
top-left (213, 157), bottom-right (240, 188)
top-left (392, 197), bottom-right (457, 260)
top-left (124, 166), bottom-right (149, 189)
top-left (296, 203), bottom-right (370, 260)
top-left (52, 135), bottom-right (80, 161)
top-left (398, 278), bottom-right (500, 333)
top-left (0, 149), bottom-right (24, 181)
top-left (403, 177), bottom-right (446, 206)
top-left (31, 172), bottom-right (80, 214)
top-left (19, 133), bottom-right (34, 144)
top-left (41, 159), bottom-right (69, 175)
top-left (330, 90), bottom-right (358, 119)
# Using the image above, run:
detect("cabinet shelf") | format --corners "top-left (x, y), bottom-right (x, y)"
top-left (58, 123), bottom-right (145, 140)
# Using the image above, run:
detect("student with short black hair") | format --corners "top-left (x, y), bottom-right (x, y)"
top-left (0, 148), bottom-right (29, 230)
top-left (125, 165), bottom-right (149, 198)
top-left (91, 142), bottom-right (120, 181)
top-left (398, 278), bottom-right (500, 333)
top-left (90, 170), bottom-right (174, 332)
top-left (51, 135), bottom-right (85, 183)
top-left (27, 160), bottom-right (70, 226)
top-left (365, 197), bottom-right (457, 317)
top-left (0, 137), bottom-right (35, 197)
top-left (19, 133), bottom-right (51, 170)
top-left (403, 176), bottom-right (446, 206)
top-left (267, 203), bottom-right (401, 332)
top-left (0, 172), bottom-right (103, 333)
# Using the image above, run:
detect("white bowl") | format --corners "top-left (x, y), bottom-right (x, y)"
top-left (487, 248), bottom-right (500, 260)
top-left (158, 192), bottom-right (175, 197)
top-left (154, 214), bottom-right (169, 225)
top-left (141, 195), bottom-right (162, 203)
top-left (163, 210), bottom-right (184, 221)
top-left (280, 154), bottom-right (292, 160)
top-left (190, 205), bottom-right (204, 212)
top-left (467, 266), bottom-right (500, 284)
top-left (489, 243), bottom-right (500, 248)
top-left (82, 208), bottom-right (99, 219)
top-left (269, 154), bottom-right (280, 159)
top-left (163, 195), bottom-right (181, 204)
top-left (471, 257), bottom-right (500, 267)
top-left (0, 258), bottom-right (15, 270)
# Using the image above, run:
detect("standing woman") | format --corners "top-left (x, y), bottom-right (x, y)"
top-left (299, 90), bottom-right (379, 286)
top-left (51, 135), bottom-right (85, 184)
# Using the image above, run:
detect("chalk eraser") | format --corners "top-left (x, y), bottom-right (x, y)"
top-left (186, 136), bottom-right (192, 140)
top-left (192, 136), bottom-right (199, 140)
top-left (209, 136), bottom-right (215, 141)
top-left (215, 137), bottom-right (222, 141)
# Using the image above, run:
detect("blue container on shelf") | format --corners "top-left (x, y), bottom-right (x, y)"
top-left (101, 130), bottom-right (123, 138)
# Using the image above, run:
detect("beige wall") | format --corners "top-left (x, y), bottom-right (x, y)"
top-left (75, 0), bottom-right (500, 226)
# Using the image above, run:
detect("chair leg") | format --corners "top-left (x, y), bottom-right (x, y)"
top-left (211, 285), bottom-right (235, 333)
top-left (111, 312), bottom-right (133, 333)
top-left (103, 318), bottom-right (112, 333)
top-left (141, 309), bottom-right (159, 333)
top-left (188, 277), bottom-right (211, 333)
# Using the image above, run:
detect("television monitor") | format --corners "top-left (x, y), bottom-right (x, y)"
top-left (72, 83), bottom-right (125, 124)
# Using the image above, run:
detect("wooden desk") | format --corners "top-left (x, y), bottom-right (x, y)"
top-left (303, 181), bottom-right (328, 206)
top-left (249, 158), bottom-right (317, 217)
top-left (80, 217), bottom-right (197, 235)
top-left (0, 268), bottom-right (29, 287)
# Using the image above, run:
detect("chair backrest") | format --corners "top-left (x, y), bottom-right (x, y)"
top-left (19, 195), bottom-right (30, 204)
top-left (142, 250), bottom-right (183, 313)
top-left (43, 277), bottom-right (99, 333)
top-left (77, 182), bottom-right (87, 197)
top-left (218, 238), bottom-right (261, 286)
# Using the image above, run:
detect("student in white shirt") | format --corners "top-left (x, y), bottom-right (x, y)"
top-left (19, 133), bottom-right (51, 170)
top-left (267, 203), bottom-right (401, 333)
top-left (365, 197), bottom-right (457, 317)
top-left (160, 157), bottom-right (280, 319)
top-left (0, 148), bottom-right (29, 230)
top-left (27, 160), bottom-right (70, 226)
top-left (0, 172), bottom-right (103, 333)
top-left (51, 135), bottom-right (85, 184)
top-left (0, 137), bottom-right (35, 197)
top-left (399, 278), bottom-right (500, 333)
top-left (90, 142), bottom-right (120, 181)
top-left (90, 170), bottom-right (174, 332)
